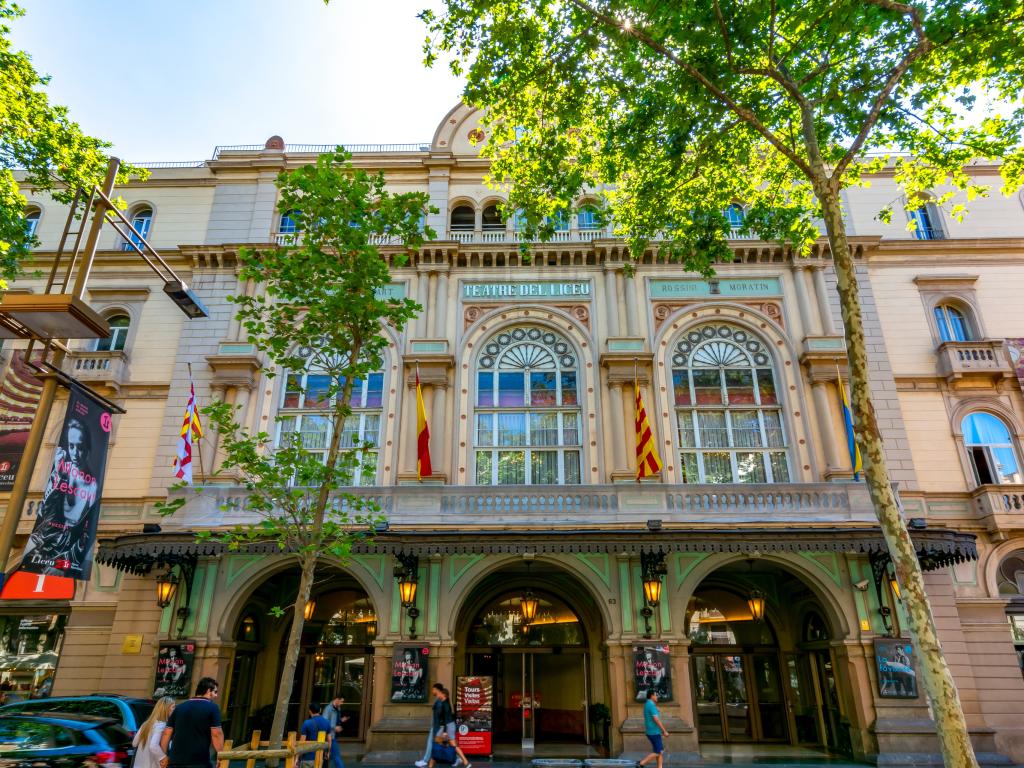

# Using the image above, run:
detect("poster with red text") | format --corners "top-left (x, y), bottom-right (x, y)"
top-left (456, 676), bottom-right (493, 755)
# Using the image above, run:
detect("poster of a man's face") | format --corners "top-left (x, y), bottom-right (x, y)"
top-left (155, 642), bottom-right (195, 698)
top-left (391, 646), bottom-right (427, 702)
top-left (874, 639), bottom-right (917, 698)
top-left (633, 645), bottom-right (672, 701)
top-left (21, 386), bottom-right (112, 581)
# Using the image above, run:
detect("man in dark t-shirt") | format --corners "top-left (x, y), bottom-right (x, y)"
top-left (161, 677), bottom-right (224, 768)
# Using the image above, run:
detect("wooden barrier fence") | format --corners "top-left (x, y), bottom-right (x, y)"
top-left (215, 730), bottom-right (331, 768)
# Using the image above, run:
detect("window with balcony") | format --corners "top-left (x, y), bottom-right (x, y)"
top-left (93, 315), bottom-right (130, 352)
top-left (279, 209), bottom-right (300, 234)
top-left (450, 205), bottom-right (475, 232)
top-left (482, 204), bottom-right (504, 231)
top-left (724, 204), bottom-right (746, 230)
top-left (122, 207), bottom-right (152, 251)
top-left (907, 203), bottom-right (943, 240)
top-left (24, 209), bottom-right (40, 239)
top-left (577, 205), bottom-right (601, 230)
top-left (934, 303), bottom-right (972, 342)
top-left (474, 325), bottom-right (582, 485)
top-left (277, 361), bottom-right (384, 487)
top-left (672, 323), bottom-right (789, 484)
top-left (546, 211), bottom-right (570, 232)
top-left (963, 412), bottom-right (1021, 485)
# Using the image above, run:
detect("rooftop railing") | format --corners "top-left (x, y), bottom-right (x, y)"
top-left (212, 142), bottom-right (431, 159)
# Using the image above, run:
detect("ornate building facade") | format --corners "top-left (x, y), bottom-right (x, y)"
top-left (4, 103), bottom-right (1024, 764)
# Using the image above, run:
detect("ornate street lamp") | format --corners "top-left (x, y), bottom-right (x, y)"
top-left (395, 553), bottom-right (421, 639)
top-left (156, 570), bottom-right (179, 609)
top-left (888, 574), bottom-right (902, 601)
top-left (640, 551), bottom-right (667, 639)
top-left (747, 590), bottom-right (766, 623)
top-left (520, 590), bottom-right (540, 623)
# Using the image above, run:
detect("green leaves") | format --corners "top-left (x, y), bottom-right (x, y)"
top-left (0, 1), bottom-right (145, 286)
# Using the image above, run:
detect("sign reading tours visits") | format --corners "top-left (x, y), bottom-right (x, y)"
top-left (463, 280), bottom-right (592, 301)
top-left (648, 277), bottom-right (782, 298)
top-left (456, 676), bottom-right (493, 754)
top-left (21, 384), bottom-right (113, 581)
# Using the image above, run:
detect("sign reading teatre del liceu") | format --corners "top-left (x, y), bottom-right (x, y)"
top-left (463, 281), bottom-right (592, 301)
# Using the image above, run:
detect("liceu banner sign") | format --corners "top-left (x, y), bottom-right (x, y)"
top-left (21, 384), bottom-right (113, 581)
top-left (463, 280), bottom-right (592, 301)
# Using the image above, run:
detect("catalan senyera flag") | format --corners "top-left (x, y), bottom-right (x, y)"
top-left (634, 379), bottom-right (663, 480)
top-left (838, 375), bottom-right (863, 481)
top-left (415, 372), bottom-right (432, 480)
top-left (173, 380), bottom-right (203, 485)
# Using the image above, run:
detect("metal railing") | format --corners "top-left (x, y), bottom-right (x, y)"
top-left (212, 142), bottom-right (430, 158)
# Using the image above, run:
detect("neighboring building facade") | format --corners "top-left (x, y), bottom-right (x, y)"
top-left (3, 103), bottom-right (1024, 763)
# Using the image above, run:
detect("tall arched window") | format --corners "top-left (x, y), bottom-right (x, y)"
top-left (24, 209), bottom-right (41, 239)
top-left (907, 203), bottom-right (943, 240)
top-left (577, 205), bottom-right (600, 230)
top-left (724, 204), bottom-right (746, 230)
top-left (94, 314), bottom-right (130, 352)
top-left (450, 205), bottom-right (474, 232)
top-left (122, 207), bottom-right (152, 251)
top-left (934, 304), bottom-right (971, 342)
top-left (672, 324), bottom-right (789, 483)
top-left (279, 209), bottom-right (300, 234)
top-left (474, 326), bottom-right (581, 485)
top-left (481, 204), bottom-right (503, 231)
top-left (277, 354), bottom-right (384, 487)
top-left (962, 412), bottom-right (1021, 485)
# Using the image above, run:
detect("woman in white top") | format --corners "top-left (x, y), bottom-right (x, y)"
top-left (133, 696), bottom-right (176, 768)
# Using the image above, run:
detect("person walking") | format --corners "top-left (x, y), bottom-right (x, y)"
top-left (321, 696), bottom-right (349, 768)
top-left (415, 683), bottom-right (447, 768)
top-left (439, 688), bottom-right (470, 768)
top-left (160, 677), bottom-right (224, 768)
top-left (638, 690), bottom-right (668, 768)
top-left (300, 703), bottom-right (333, 767)
top-left (132, 696), bottom-right (175, 768)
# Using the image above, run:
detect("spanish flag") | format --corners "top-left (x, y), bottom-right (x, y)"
top-left (838, 374), bottom-right (863, 480)
top-left (634, 379), bottom-right (663, 480)
top-left (415, 372), bottom-right (432, 480)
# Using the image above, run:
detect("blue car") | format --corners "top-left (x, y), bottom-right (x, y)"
top-left (0, 712), bottom-right (134, 768)
top-left (0, 696), bottom-right (153, 737)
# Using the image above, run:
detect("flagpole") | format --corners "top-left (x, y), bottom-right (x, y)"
top-left (634, 357), bottom-right (640, 485)
top-left (188, 363), bottom-right (207, 486)
top-left (416, 363), bottom-right (422, 484)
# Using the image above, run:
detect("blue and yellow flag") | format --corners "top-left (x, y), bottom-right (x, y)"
top-left (838, 375), bottom-right (862, 480)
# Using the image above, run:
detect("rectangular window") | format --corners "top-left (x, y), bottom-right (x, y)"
top-left (498, 371), bottom-right (525, 406)
top-left (299, 415), bottom-right (330, 451)
top-left (363, 414), bottom-right (381, 447)
top-left (476, 413), bottom-right (494, 446)
top-left (562, 412), bottom-right (580, 445)
top-left (477, 372), bottom-right (494, 407)
top-left (531, 451), bottom-right (559, 484)
top-left (692, 369), bottom-right (723, 405)
top-left (358, 451), bottom-right (378, 486)
top-left (364, 373), bottom-right (384, 408)
top-left (497, 413), bottom-right (527, 446)
top-left (680, 452), bottom-right (699, 483)
top-left (497, 451), bottom-right (526, 484)
top-left (698, 411), bottom-right (729, 448)
top-left (530, 371), bottom-right (557, 406)
top-left (756, 369), bottom-right (778, 405)
top-left (763, 411), bottom-right (785, 448)
top-left (736, 452), bottom-right (766, 483)
top-left (677, 411), bottom-right (696, 448)
top-left (283, 374), bottom-right (302, 408)
top-left (673, 370), bottom-right (692, 406)
top-left (769, 452), bottom-right (790, 482)
top-left (730, 410), bottom-right (762, 448)
top-left (339, 415), bottom-right (360, 448)
top-left (560, 371), bottom-right (578, 406)
top-left (305, 375), bottom-right (332, 408)
top-left (475, 452), bottom-right (493, 484)
top-left (725, 369), bottom-right (756, 405)
top-left (702, 452), bottom-right (732, 483)
top-left (530, 412), bottom-right (559, 446)
top-left (564, 451), bottom-right (581, 483)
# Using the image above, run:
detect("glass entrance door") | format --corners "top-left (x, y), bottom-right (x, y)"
top-left (693, 653), bottom-right (787, 743)
top-left (304, 651), bottom-right (370, 740)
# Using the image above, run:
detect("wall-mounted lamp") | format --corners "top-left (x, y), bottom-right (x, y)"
top-left (395, 553), bottom-right (421, 639)
top-left (155, 570), bottom-right (178, 609)
top-left (640, 550), bottom-right (667, 639)
top-left (153, 559), bottom-right (197, 640)
top-left (870, 550), bottom-right (900, 637)
top-left (888, 574), bottom-right (902, 602)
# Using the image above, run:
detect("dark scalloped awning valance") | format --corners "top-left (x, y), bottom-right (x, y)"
top-left (95, 527), bottom-right (977, 576)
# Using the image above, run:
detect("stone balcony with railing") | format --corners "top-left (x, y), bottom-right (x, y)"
top-left (972, 484), bottom-right (1024, 540)
top-left (162, 481), bottom-right (875, 531)
top-left (65, 350), bottom-right (130, 392)
top-left (937, 339), bottom-right (1013, 387)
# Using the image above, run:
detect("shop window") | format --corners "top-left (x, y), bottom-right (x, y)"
top-left (24, 209), bottom-right (41, 239)
top-left (907, 202), bottom-right (943, 240)
top-left (450, 205), bottom-right (475, 232)
top-left (962, 412), bottom-right (1022, 485)
top-left (672, 323), bottom-right (789, 484)
top-left (934, 304), bottom-right (972, 342)
top-left (122, 207), bottom-right (152, 251)
top-left (482, 204), bottom-right (504, 231)
top-left (0, 614), bottom-right (66, 699)
top-left (277, 358), bottom-right (384, 487)
top-left (469, 590), bottom-right (583, 646)
top-left (93, 314), bottom-right (130, 352)
top-left (474, 325), bottom-right (581, 485)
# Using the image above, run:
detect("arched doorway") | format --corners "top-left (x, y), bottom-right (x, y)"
top-left (687, 560), bottom-right (848, 755)
top-left (456, 560), bottom-right (608, 753)
top-left (226, 568), bottom-right (378, 743)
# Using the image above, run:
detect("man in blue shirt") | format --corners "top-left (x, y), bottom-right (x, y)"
top-left (638, 690), bottom-right (668, 768)
top-left (161, 677), bottom-right (224, 768)
top-left (300, 703), bottom-right (332, 767)
top-left (321, 696), bottom-right (349, 768)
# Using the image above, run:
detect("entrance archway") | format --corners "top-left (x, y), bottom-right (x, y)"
top-left (455, 559), bottom-right (608, 753)
top-left (687, 560), bottom-right (849, 756)
top-left (225, 567), bottom-right (379, 744)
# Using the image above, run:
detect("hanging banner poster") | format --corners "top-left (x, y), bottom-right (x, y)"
top-left (633, 644), bottom-right (672, 701)
top-left (155, 641), bottom-right (196, 698)
top-left (20, 384), bottom-right (113, 581)
top-left (391, 645), bottom-right (428, 702)
top-left (0, 351), bottom-right (44, 491)
top-left (456, 676), bottom-right (493, 755)
top-left (874, 638), bottom-right (918, 698)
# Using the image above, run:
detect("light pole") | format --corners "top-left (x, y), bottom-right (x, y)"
top-left (0, 158), bottom-right (208, 579)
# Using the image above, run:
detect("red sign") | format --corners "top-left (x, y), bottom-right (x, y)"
top-left (0, 570), bottom-right (75, 600)
top-left (456, 676), bottom-right (492, 755)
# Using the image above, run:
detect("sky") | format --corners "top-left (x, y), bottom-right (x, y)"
top-left (11, 0), bottom-right (467, 163)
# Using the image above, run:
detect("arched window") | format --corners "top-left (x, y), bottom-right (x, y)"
top-left (962, 412), bottom-right (1021, 485)
top-left (724, 204), bottom-right (746, 230)
top-left (450, 205), bottom-right (474, 232)
top-left (122, 207), bottom-right (153, 251)
top-left (279, 209), bottom-right (300, 234)
top-left (278, 356), bottom-right (384, 487)
top-left (907, 202), bottom-right (943, 240)
top-left (547, 211), bottom-right (569, 232)
top-left (24, 209), bottom-right (41, 239)
top-left (469, 590), bottom-right (583, 646)
top-left (577, 205), bottom-right (600, 230)
top-left (934, 303), bottom-right (971, 342)
top-left (672, 323), bottom-right (789, 483)
top-left (481, 204), bottom-right (503, 231)
top-left (474, 326), bottom-right (581, 485)
top-left (94, 314), bottom-right (130, 352)
top-left (998, 552), bottom-right (1024, 596)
